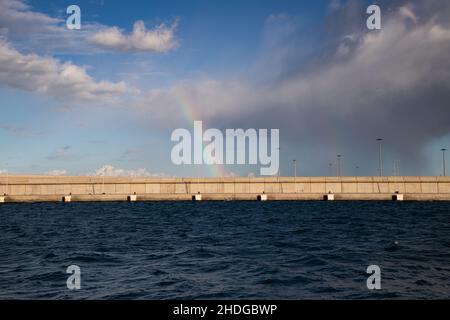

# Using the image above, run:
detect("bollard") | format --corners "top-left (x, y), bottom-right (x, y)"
top-left (192, 194), bottom-right (202, 201)
top-left (323, 194), bottom-right (335, 201)
top-left (257, 194), bottom-right (268, 201)
top-left (392, 194), bottom-right (404, 201)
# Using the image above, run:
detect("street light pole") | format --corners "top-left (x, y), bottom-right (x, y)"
top-left (337, 155), bottom-right (342, 177)
top-left (5, 163), bottom-right (9, 195)
top-left (293, 159), bottom-right (297, 179)
top-left (393, 160), bottom-right (400, 177)
top-left (277, 147), bottom-right (281, 178)
top-left (102, 167), bottom-right (106, 194)
top-left (376, 138), bottom-right (383, 176)
top-left (442, 148), bottom-right (447, 176)
top-left (274, 147), bottom-right (281, 192)
top-left (293, 159), bottom-right (297, 193)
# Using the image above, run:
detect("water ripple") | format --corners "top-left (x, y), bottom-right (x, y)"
top-left (1, 201), bottom-right (450, 299)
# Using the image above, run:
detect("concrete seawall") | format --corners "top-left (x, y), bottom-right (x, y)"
top-left (1, 175), bottom-right (450, 202)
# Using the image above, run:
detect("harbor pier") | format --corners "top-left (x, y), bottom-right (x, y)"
top-left (1, 175), bottom-right (450, 202)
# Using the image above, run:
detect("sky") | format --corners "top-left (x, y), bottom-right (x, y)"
top-left (0, 0), bottom-right (450, 177)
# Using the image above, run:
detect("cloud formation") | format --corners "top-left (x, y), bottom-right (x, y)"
top-left (89, 20), bottom-right (178, 53)
top-left (45, 169), bottom-right (68, 176)
top-left (0, 0), bottom-right (97, 54)
top-left (0, 40), bottom-right (131, 101)
top-left (0, 0), bottom-right (180, 55)
top-left (0, 0), bottom-right (60, 36)
top-left (92, 165), bottom-right (167, 177)
top-left (1, 0), bottom-right (449, 175)
top-left (131, 1), bottom-right (450, 170)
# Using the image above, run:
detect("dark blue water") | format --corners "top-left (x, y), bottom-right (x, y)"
top-left (1, 201), bottom-right (450, 299)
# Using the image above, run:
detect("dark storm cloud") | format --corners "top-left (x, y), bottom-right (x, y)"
top-left (132, 0), bottom-right (450, 172)
top-left (216, 0), bottom-right (450, 164)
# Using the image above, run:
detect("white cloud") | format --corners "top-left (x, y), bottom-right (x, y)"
top-left (0, 0), bottom-right (61, 36)
top-left (45, 169), bottom-right (68, 176)
top-left (131, 79), bottom-right (259, 127)
top-left (89, 20), bottom-right (178, 53)
top-left (399, 6), bottom-right (418, 23)
top-left (0, 40), bottom-right (132, 101)
top-left (91, 164), bottom-right (168, 177)
top-left (0, 0), bottom-right (96, 54)
top-left (0, 0), bottom-right (179, 55)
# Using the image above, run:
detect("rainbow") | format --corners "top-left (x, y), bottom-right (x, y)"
top-left (175, 91), bottom-right (229, 177)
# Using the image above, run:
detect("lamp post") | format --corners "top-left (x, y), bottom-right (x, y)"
top-left (329, 163), bottom-right (333, 177)
top-left (293, 159), bottom-right (297, 193)
top-left (197, 165), bottom-right (200, 194)
top-left (337, 155), bottom-right (342, 177)
top-left (293, 160), bottom-right (297, 179)
top-left (442, 148), bottom-right (447, 176)
top-left (393, 160), bottom-right (400, 177)
top-left (277, 147), bottom-right (281, 178)
top-left (376, 138), bottom-right (383, 176)
top-left (102, 166), bottom-right (106, 194)
top-left (276, 147), bottom-right (281, 193)
top-left (5, 162), bottom-right (9, 195)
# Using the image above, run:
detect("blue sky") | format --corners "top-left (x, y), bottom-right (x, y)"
top-left (1, 0), bottom-right (450, 177)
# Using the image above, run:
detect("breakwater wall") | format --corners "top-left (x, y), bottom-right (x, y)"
top-left (1, 175), bottom-right (450, 202)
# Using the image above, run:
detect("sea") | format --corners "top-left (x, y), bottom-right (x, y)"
top-left (1, 201), bottom-right (449, 299)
